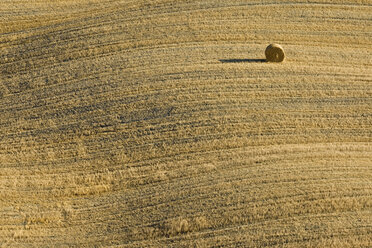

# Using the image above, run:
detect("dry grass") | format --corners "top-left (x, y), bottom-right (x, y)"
top-left (0, 0), bottom-right (371, 247)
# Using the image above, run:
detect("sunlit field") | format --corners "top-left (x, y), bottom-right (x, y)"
top-left (0, 0), bottom-right (371, 247)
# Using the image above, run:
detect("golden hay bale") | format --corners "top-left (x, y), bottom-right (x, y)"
top-left (265, 44), bottom-right (285, 62)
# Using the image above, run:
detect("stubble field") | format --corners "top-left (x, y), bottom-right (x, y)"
top-left (0, 0), bottom-right (371, 247)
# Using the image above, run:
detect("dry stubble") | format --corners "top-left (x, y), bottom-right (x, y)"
top-left (0, 0), bottom-right (371, 247)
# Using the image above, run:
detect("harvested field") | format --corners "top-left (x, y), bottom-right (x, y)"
top-left (0, 0), bottom-right (371, 247)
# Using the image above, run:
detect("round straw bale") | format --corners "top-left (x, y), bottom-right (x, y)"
top-left (265, 44), bottom-right (285, 62)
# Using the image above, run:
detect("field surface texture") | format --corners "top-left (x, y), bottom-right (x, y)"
top-left (0, 0), bottom-right (371, 247)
